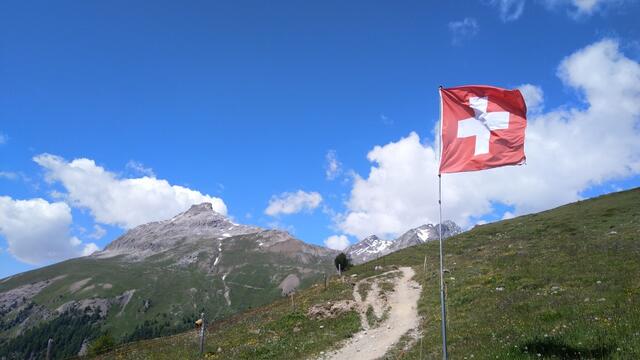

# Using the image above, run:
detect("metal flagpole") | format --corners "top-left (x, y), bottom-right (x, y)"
top-left (438, 173), bottom-right (448, 359)
top-left (437, 85), bottom-right (449, 360)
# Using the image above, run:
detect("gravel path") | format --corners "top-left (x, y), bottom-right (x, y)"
top-left (322, 267), bottom-right (422, 360)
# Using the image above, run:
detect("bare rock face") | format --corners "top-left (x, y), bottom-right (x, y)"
top-left (344, 236), bottom-right (393, 265)
top-left (0, 275), bottom-right (66, 317)
top-left (55, 289), bottom-right (137, 318)
top-left (346, 221), bottom-right (462, 264)
top-left (258, 230), bottom-right (337, 263)
top-left (99, 203), bottom-right (261, 259)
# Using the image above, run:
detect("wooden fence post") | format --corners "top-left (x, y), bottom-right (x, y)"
top-left (199, 312), bottom-right (206, 354)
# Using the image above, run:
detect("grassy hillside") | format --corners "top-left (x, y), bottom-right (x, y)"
top-left (0, 234), bottom-right (334, 359)
top-left (96, 188), bottom-right (639, 359)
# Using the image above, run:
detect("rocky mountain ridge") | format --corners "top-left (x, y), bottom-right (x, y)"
top-left (100, 203), bottom-right (261, 258)
top-left (346, 220), bottom-right (462, 264)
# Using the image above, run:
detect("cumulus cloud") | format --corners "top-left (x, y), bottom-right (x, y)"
top-left (490, 0), bottom-right (526, 22)
top-left (324, 235), bottom-right (350, 251)
top-left (325, 150), bottom-right (343, 180)
top-left (448, 18), bottom-right (479, 45)
top-left (518, 84), bottom-right (544, 113)
top-left (0, 197), bottom-right (99, 264)
top-left (33, 154), bottom-right (227, 229)
top-left (338, 39), bottom-right (640, 239)
top-left (265, 190), bottom-right (322, 216)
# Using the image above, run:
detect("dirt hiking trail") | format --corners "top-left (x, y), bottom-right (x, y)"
top-left (320, 266), bottom-right (422, 360)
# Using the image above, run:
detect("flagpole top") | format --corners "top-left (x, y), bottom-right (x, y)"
top-left (439, 85), bottom-right (444, 89)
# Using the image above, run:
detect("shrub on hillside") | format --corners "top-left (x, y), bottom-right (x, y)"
top-left (334, 253), bottom-right (351, 273)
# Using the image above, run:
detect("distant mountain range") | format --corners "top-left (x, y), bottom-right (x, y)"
top-left (345, 221), bottom-right (462, 264)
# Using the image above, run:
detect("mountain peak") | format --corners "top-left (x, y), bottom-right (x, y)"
top-left (346, 221), bottom-right (462, 264)
top-left (362, 235), bottom-right (380, 242)
top-left (186, 202), bottom-right (214, 214)
top-left (101, 203), bottom-right (259, 258)
top-left (172, 202), bottom-right (228, 223)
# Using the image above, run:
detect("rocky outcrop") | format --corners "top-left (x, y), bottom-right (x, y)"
top-left (56, 289), bottom-right (137, 318)
top-left (0, 276), bottom-right (66, 315)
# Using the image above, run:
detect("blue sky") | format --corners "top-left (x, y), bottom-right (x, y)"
top-left (1, 0), bottom-right (640, 278)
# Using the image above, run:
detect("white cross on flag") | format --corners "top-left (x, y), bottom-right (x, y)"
top-left (439, 85), bottom-right (527, 173)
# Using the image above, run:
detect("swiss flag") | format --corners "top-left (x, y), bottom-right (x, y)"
top-left (439, 85), bottom-right (527, 174)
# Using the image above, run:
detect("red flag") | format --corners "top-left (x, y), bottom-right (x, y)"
top-left (439, 85), bottom-right (527, 174)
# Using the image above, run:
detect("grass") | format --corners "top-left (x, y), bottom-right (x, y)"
top-left (358, 281), bottom-right (371, 300)
top-left (95, 187), bottom-right (640, 359)
top-left (95, 277), bottom-right (361, 359)
top-left (360, 187), bottom-right (640, 359)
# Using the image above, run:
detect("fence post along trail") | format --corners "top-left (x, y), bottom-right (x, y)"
top-left (199, 312), bottom-right (206, 354)
top-left (435, 84), bottom-right (528, 359)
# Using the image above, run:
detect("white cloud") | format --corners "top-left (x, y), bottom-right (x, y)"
top-left (543, 0), bottom-right (618, 15)
top-left (0, 172), bottom-right (19, 180)
top-left (518, 84), bottom-right (544, 113)
top-left (0, 133), bottom-right (7, 145)
top-left (338, 39), bottom-right (640, 239)
top-left (448, 18), bottom-right (479, 45)
top-left (125, 160), bottom-right (155, 177)
top-left (325, 150), bottom-right (342, 180)
top-left (33, 154), bottom-right (227, 229)
top-left (0, 197), bottom-right (99, 264)
top-left (88, 224), bottom-right (107, 240)
top-left (490, 0), bottom-right (526, 22)
top-left (324, 235), bottom-right (350, 251)
top-left (572, 0), bottom-right (602, 12)
top-left (81, 242), bottom-right (100, 256)
top-left (265, 190), bottom-right (322, 216)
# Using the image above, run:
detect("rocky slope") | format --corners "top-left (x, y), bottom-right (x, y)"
top-left (99, 203), bottom-right (261, 258)
top-left (0, 204), bottom-right (337, 358)
top-left (343, 235), bottom-right (392, 264)
top-left (346, 221), bottom-right (462, 264)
